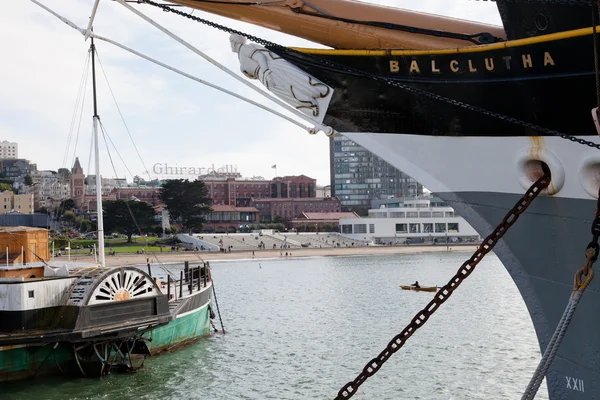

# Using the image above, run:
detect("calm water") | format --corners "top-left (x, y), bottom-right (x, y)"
top-left (2, 252), bottom-right (547, 399)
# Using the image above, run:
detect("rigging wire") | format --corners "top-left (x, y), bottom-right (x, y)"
top-left (70, 56), bottom-right (92, 177)
top-left (99, 121), bottom-right (135, 180)
top-left (98, 120), bottom-right (177, 279)
top-left (63, 52), bottom-right (91, 169)
top-left (94, 50), bottom-right (154, 182)
top-left (56, 51), bottom-right (91, 222)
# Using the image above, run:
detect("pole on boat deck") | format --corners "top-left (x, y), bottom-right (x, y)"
top-left (197, 266), bottom-right (201, 290)
top-left (203, 264), bottom-right (207, 287)
top-left (6, 247), bottom-right (8, 265)
top-left (147, 263), bottom-right (152, 278)
top-left (184, 261), bottom-right (189, 283)
top-left (179, 270), bottom-right (183, 298)
top-left (21, 246), bottom-right (24, 265)
top-left (167, 275), bottom-right (171, 299)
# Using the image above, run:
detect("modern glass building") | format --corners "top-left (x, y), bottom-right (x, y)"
top-left (330, 136), bottom-right (423, 212)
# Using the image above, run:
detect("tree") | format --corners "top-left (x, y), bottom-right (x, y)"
top-left (24, 174), bottom-right (33, 186)
top-left (159, 179), bottom-right (212, 233)
top-left (62, 210), bottom-right (76, 223)
top-left (57, 168), bottom-right (71, 184)
top-left (0, 183), bottom-right (12, 192)
top-left (103, 200), bottom-right (156, 243)
top-left (273, 215), bottom-right (288, 226)
top-left (74, 217), bottom-right (92, 233)
top-left (57, 199), bottom-right (76, 215)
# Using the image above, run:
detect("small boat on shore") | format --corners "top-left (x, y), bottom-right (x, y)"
top-left (400, 285), bottom-right (437, 292)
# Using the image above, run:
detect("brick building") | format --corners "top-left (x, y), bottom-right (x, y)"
top-left (202, 175), bottom-right (318, 207)
top-left (270, 175), bottom-right (316, 198)
top-left (204, 178), bottom-right (270, 206)
top-left (250, 196), bottom-right (341, 221)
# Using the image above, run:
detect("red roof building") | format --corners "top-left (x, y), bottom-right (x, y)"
top-left (290, 211), bottom-right (359, 230)
top-left (203, 204), bottom-right (260, 232)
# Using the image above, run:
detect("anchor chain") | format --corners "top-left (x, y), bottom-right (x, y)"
top-left (334, 173), bottom-right (551, 400)
top-left (139, 0), bottom-right (600, 150)
top-left (211, 273), bottom-right (227, 334)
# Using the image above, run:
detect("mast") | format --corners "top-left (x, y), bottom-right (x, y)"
top-left (90, 37), bottom-right (106, 267)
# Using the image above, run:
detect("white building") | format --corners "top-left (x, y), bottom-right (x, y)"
top-left (85, 175), bottom-right (127, 195)
top-left (28, 171), bottom-right (70, 210)
top-left (339, 198), bottom-right (479, 244)
top-left (316, 185), bottom-right (331, 198)
top-left (0, 141), bottom-right (18, 159)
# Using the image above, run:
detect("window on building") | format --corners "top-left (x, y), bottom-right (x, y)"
top-left (409, 223), bottom-right (420, 233)
top-left (445, 212), bottom-right (455, 217)
top-left (419, 212), bottom-right (431, 218)
top-left (395, 223), bottom-right (407, 233)
top-left (28, 290), bottom-right (34, 298)
top-left (435, 223), bottom-right (447, 233)
top-left (432, 211), bottom-right (444, 218)
top-left (369, 224), bottom-right (375, 233)
top-left (354, 224), bottom-right (367, 234)
top-left (423, 223), bottom-right (433, 233)
top-left (448, 223), bottom-right (459, 232)
top-left (406, 212), bottom-right (418, 218)
top-left (389, 212), bottom-right (405, 218)
top-left (341, 225), bottom-right (353, 234)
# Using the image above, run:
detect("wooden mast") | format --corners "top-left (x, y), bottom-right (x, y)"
top-left (168, 0), bottom-right (506, 49)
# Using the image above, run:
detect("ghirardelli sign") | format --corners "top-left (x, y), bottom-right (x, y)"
top-left (153, 163), bottom-right (238, 177)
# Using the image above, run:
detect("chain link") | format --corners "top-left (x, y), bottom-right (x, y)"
top-left (333, 173), bottom-right (550, 399)
top-left (140, 0), bottom-right (600, 150)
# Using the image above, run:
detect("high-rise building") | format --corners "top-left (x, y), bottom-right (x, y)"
top-left (0, 141), bottom-right (18, 159)
top-left (330, 137), bottom-right (423, 213)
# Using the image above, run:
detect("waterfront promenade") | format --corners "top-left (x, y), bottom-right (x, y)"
top-left (55, 244), bottom-right (480, 267)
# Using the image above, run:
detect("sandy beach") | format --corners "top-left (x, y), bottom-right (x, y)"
top-left (55, 244), bottom-right (481, 267)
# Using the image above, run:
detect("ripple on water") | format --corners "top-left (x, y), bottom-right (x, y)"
top-left (3, 253), bottom-right (547, 400)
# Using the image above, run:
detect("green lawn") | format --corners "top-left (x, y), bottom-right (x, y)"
top-left (57, 237), bottom-right (168, 255)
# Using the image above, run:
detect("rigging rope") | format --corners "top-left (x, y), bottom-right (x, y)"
top-left (521, 188), bottom-right (600, 399)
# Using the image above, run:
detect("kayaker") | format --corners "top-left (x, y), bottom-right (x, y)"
top-left (411, 281), bottom-right (420, 289)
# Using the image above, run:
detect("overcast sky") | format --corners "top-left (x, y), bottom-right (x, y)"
top-left (1, 1), bottom-right (502, 186)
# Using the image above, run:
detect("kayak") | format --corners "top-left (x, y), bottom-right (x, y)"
top-left (400, 285), bottom-right (437, 292)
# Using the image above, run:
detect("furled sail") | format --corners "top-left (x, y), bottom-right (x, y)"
top-left (169, 0), bottom-right (507, 49)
